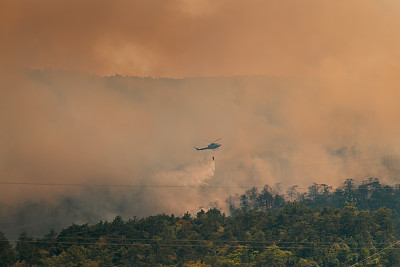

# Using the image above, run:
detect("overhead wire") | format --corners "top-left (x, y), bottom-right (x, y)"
top-left (7, 238), bottom-right (398, 250)
top-left (0, 182), bottom-right (397, 190)
top-left (20, 236), bottom-right (400, 245)
top-left (351, 237), bottom-right (400, 266)
top-left (0, 182), bottom-right (265, 189)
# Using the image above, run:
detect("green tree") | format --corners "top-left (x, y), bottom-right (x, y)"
top-left (255, 245), bottom-right (293, 266)
top-left (16, 231), bottom-right (41, 265)
top-left (0, 231), bottom-right (18, 266)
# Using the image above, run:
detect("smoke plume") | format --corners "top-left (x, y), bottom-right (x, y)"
top-left (2, 71), bottom-right (400, 239)
top-left (2, 0), bottom-right (400, 238)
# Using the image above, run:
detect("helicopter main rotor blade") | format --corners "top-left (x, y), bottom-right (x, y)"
top-left (213, 138), bottom-right (222, 142)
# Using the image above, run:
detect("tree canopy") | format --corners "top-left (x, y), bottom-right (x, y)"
top-left (3, 178), bottom-right (400, 266)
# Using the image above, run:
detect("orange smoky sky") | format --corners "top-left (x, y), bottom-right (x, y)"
top-left (1, 0), bottom-right (400, 77)
top-left (2, 0), bottom-right (400, 236)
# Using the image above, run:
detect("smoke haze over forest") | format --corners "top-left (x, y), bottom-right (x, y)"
top-left (2, 0), bottom-right (400, 238)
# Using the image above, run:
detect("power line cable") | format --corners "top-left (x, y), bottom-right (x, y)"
top-left (351, 239), bottom-right (400, 266)
top-left (7, 239), bottom-right (394, 250)
top-left (0, 182), bottom-right (398, 190)
top-left (0, 182), bottom-right (264, 189)
top-left (24, 236), bottom-right (400, 245)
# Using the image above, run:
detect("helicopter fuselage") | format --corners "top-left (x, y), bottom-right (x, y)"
top-left (195, 143), bottom-right (221, 150)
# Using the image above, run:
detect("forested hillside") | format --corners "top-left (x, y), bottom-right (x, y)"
top-left (228, 178), bottom-right (400, 216)
top-left (2, 178), bottom-right (400, 266)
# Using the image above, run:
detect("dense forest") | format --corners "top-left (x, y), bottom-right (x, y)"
top-left (228, 178), bottom-right (400, 216)
top-left (2, 178), bottom-right (400, 266)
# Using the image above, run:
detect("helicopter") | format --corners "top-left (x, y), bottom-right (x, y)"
top-left (195, 138), bottom-right (222, 151)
